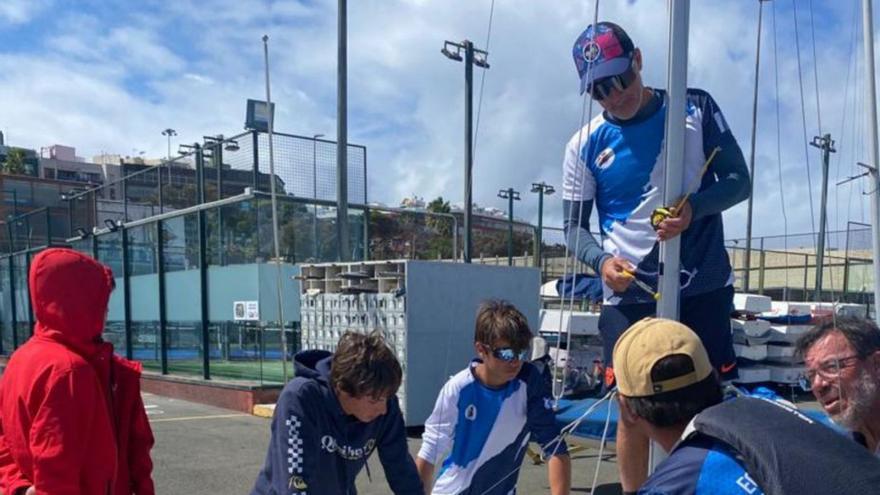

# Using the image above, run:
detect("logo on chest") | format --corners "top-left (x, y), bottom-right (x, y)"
top-left (595, 147), bottom-right (616, 170)
top-left (465, 404), bottom-right (478, 421)
top-left (321, 435), bottom-right (376, 460)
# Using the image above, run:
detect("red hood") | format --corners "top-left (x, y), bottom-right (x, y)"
top-left (29, 248), bottom-right (114, 355)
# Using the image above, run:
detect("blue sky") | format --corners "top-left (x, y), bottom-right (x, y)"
top-left (0, 0), bottom-right (877, 246)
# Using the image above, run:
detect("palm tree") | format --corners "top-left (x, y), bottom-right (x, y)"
top-left (2, 148), bottom-right (27, 175)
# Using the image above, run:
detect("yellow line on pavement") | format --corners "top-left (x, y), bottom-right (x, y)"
top-left (150, 413), bottom-right (249, 423)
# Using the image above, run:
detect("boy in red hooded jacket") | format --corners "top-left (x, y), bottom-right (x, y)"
top-left (0, 247), bottom-right (155, 494)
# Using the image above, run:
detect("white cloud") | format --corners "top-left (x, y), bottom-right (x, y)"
top-left (0, 0), bottom-right (51, 25)
top-left (0, 0), bottom-right (874, 243)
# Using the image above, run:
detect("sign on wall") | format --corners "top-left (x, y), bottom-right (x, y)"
top-left (233, 301), bottom-right (260, 321)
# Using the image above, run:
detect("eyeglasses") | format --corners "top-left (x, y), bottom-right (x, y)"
top-left (586, 64), bottom-right (637, 101)
top-left (487, 346), bottom-right (530, 363)
top-left (803, 355), bottom-right (861, 383)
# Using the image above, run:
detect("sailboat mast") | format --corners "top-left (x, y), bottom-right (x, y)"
top-left (657, 0), bottom-right (690, 322)
top-left (863, 0), bottom-right (880, 324)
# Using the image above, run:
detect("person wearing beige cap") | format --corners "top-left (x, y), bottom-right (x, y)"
top-left (613, 317), bottom-right (880, 495)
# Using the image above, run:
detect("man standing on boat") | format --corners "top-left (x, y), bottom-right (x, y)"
top-left (561, 22), bottom-right (750, 493)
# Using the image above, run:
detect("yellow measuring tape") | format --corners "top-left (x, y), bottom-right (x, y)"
top-left (650, 146), bottom-right (722, 230)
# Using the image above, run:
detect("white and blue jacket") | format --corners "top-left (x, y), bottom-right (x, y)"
top-left (418, 360), bottom-right (566, 495)
top-left (562, 88), bottom-right (750, 304)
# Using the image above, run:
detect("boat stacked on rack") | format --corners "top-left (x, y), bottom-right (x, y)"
top-left (731, 294), bottom-right (868, 386)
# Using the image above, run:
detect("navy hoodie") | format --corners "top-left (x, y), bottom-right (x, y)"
top-left (251, 350), bottom-right (423, 495)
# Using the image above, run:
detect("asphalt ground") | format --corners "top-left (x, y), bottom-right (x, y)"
top-left (148, 392), bottom-right (623, 494)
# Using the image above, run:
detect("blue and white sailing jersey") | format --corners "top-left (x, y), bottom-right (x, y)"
top-left (418, 360), bottom-right (566, 495)
top-left (562, 88), bottom-right (736, 304)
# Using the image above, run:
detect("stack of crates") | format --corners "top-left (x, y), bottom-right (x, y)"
top-left (300, 261), bottom-right (406, 356)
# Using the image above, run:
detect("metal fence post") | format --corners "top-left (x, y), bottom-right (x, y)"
top-left (803, 254), bottom-right (809, 301)
top-left (121, 226), bottom-right (133, 360)
top-left (252, 131), bottom-right (260, 191)
top-left (8, 255), bottom-right (17, 349)
top-left (157, 220), bottom-right (168, 375)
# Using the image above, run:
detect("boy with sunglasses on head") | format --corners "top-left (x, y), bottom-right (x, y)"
top-left (562, 21), bottom-right (751, 494)
top-left (416, 300), bottom-right (571, 495)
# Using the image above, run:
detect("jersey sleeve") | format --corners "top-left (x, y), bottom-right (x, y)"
top-left (417, 378), bottom-right (460, 465)
top-left (562, 131), bottom-right (597, 202)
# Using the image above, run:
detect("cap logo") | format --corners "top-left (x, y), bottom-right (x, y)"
top-left (583, 41), bottom-right (601, 63)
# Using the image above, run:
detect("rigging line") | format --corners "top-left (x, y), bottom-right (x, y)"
top-left (471, 0), bottom-right (495, 157)
top-left (432, 4), bottom-right (497, 476)
top-left (553, 0), bottom-right (601, 406)
top-left (834, 2), bottom-right (860, 234)
top-left (477, 388), bottom-right (617, 495)
top-left (827, 2), bottom-right (861, 297)
top-left (848, 12), bottom-right (863, 224)
top-left (793, 0), bottom-right (819, 238)
top-left (589, 394), bottom-right (615, 494)
top-left (808, 0), bottom-right (823, 135)
top-left (846, 9), bottom-right (863, 226)
top-left (772, 0), bottom-right (790, 292)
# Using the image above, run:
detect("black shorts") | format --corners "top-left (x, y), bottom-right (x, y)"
top-left (599, 285), bottom-right (737, 388)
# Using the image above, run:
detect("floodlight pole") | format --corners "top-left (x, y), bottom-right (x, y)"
top-left (810, 134), bottom-right (835, 301)
top-left (313, 133), bottom-right (325, 260)
top-left (498, 188), bottom-right (520, 266)
top-left (743, 0), bottom-right (766, 293)
top-left (337, 0), bottom-right (350, 261)
top-left (531, 182), bottom-right (555, 267)
top-left (263, 35), bottom-right (289, 383)
top-left (442, 39), bottom-right (489, 263)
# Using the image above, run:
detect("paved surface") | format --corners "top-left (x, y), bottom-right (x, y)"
top-left (148, 392), bottom-right (622, 494)
top-left (149, 390), bottom-right (822, 494)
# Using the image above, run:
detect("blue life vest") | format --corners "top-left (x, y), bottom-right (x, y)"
top-left (691, 396), bottom-right (880, 495)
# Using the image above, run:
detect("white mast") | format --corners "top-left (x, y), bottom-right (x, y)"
top-left (862, 0), bottom-right (880, 324)
top-left (657, 2), bottom-right (689, 325)
top-left (652, 0), bottom-right (690, 472)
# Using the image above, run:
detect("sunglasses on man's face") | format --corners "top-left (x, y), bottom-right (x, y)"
top-left (486, 346), bottom-right (530, 363)
top-left (586, 65), bottom-right (637, 101)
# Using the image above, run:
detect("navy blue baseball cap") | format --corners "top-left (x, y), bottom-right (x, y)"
top-left (572, 22), bottom-right (635, 95)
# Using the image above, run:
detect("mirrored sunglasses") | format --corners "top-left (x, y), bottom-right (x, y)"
top-left (490, 346), bottom-right (530, 363)
top-left (586, 65), bottom-right (637, 101)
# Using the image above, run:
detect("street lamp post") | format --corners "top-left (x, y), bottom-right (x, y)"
top-left (497, 187), bottom-right (521, 266)
top-left (530, 182), bottom-right (555, 267)
top-left (442, 39), bottom-right (489, 263)
top-left (312, 133), bottom-right (325, 260)
top-left (160, 128), bottom-right (177, 214)
top-left (162, 128), bottom-right (177, 161)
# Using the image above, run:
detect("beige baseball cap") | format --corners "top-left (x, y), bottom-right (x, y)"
top-left (612, 318), bottom-right (713, 397)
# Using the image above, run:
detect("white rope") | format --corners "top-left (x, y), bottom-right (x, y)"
top-left (474, 388), bottom-right (618, 495)
top-left (792, 0), bottom-right (819, 240)
top-left (589, 391), bottom-right (615, 492)
top-left (472, 0), bottom-right (496, 158)
top-left (771, 0), bottom-right (790, 295)
top-left (552, 0), bottom-right (602, 406)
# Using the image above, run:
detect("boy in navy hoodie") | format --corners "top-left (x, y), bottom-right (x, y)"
top-left (252, 332), bottom-right (423, 495)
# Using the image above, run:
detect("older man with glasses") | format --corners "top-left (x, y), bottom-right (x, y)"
top-left (796, 316), bottom-right (880, 457)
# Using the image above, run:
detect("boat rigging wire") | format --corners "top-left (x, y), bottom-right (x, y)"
top-left (552, 0), bottom-right (601, 406)
top-left (772, 0), bottom-right (790, 294)
top-left (472, 0), bottom-right (496, 158)
top-left (792, 0), bottom-right (819, 238)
